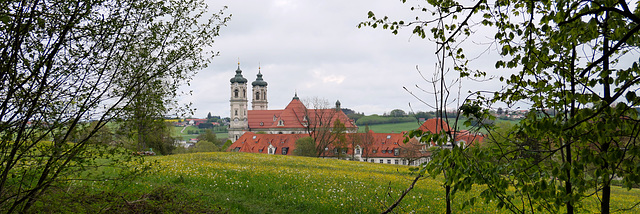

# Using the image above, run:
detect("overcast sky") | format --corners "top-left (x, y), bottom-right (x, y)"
top-left (181, 0), bottom-right (510, 118)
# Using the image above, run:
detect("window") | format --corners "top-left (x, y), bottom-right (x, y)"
top-left (394, 160), bottom-right (399, 165)
top-left (252, 136), bottom-right (256, 139)
top-left (235, 109), bottom-right (238, 116)
top-left (394, 148), bottom-right (400, 156)
top-left (260, 122), bottom-right (264, 126)
top-left (333, 148), bottom-right (338, 154)
top-left (372, 150), bottom-right (377, 154)
top-left (256, 92), bottom-right (260, 100)
top-left (278, 120), bottom-right (284, 126)
top-left (355, 148), bottom-right (361, 155)
top-left (387, 159), bottom-right (391, 164)
top-left (379, 159), bottom-right (383, 163)
top-left (263, 92), bottom-right (266, 100)
top-left (382, 150), bottom-right (386, 154)
top-left (273, 115), bottom-right (277, 121)
top-left (234, 89), bottom-right (239, 97)
top-left (370, 159), bottom-right (374, 163)
top-left (387, 135), bottom-right (391, 139)
top-left (243, 89), bottom-right (246, 97)
top-left (402, 160), bottom-right (406, 165)
top-left (282, 147), bottom-right (289, 155)
top-left (268, 148), bottom-right (273, 154)
top-left (258, 149), bottom-right (263, 152)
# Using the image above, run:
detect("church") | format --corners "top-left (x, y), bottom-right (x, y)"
top-left (228, 64), bottom-right (357, 141)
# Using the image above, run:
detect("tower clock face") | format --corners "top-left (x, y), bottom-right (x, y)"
top-left (234, 118), bottom-right (239, 122)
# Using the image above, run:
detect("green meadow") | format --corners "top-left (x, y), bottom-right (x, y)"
top-left (32, 152), bottom-right (640, 213)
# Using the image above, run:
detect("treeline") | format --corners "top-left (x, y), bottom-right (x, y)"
top-left (345, 108), bottom-right (439, 125)
top-left (355, 115), bottom-right (417, 126)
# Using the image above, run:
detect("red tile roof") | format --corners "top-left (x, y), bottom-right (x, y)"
top-left (247, 98), bottom-right (356, 130)
top-left (227, 132), bottom-right (307, 155)
top-left (418, 118), bottom-right (451, 133)
top-left (418, 118), bottom-right (484, 146)
top-left (227, 130), bottom-right (429, 159)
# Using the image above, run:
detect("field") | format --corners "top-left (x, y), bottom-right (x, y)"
top-left (33, 152), bottom-right (640, 213)
top-left (173, 125), bottom-right (228, 141)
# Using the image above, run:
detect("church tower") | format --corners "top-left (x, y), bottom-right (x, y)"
top-left (229, 63), bottom-right (248, 141)
top-left (251, 67), bottom-right (268, 110)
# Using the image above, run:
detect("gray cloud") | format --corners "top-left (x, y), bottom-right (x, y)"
top-left (181, 0), bottom-right (508, 118)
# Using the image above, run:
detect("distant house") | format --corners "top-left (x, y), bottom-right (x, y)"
top-left (418, 118), bottom-right (484, 148)
top-left (227, 131), bottom-right (430, 166)
top-left (186, 118), bottom-right (208, 126)
top-left (226, 118), bottom-right (482, 166)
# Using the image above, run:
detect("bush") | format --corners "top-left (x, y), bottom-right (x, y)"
top-left (293, 137), bottom-right (316, 157)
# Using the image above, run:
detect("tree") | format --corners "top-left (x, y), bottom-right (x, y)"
top-left (359, 125), bottom-right (375, 162)
top-left (197, 129), bottom-right (222, 147)
top-left (0, 0), bottom-right (229, 212)
top-left (389, 109), bottom-right (407, 117)
top-left (193, 140), bottom-right (219, 153)
top-left (293, 137), bottom-right (316, 157)
top-left (496, 107), bottom-right (503, 115)
top-left (296, 97), bottom-right (351, 157)
top-left (221, 139), bottom-right (233, 151)
top-left (362, 0), bottom-right (640, 213)
top-left (207, 112), bottom-right (212, 119)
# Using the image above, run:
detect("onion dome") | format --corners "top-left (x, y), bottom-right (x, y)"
top-left (230, 65), bottom-right (248, 83)
top-left (251, 71), bottom-right (268, 87)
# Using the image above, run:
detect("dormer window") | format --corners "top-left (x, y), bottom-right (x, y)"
top-left (273, 115), bottom-right (277, 121)
top-left (268, 145), bottom-right (276, 155)
top-left (387, 135), bottom-right (391, 139)
top-left (278, 120), bottom-right (284, 126)
top-left (252, 136), bottom-right (256, 139)
top-left (260, 122), bottom-right (264, 126)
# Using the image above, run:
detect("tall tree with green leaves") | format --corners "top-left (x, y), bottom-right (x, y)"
top-left (362, 0), bottom-right (640, 213)
top-left (0, 0), bottom-right (229, 212)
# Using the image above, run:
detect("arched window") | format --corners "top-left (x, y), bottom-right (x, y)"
top-left (235, 109), bottom-right (238, 116)
top-left (234, 89), bottom-right (239, 98)
top-left (243, 89), bottom-right (246, 97)
top-left (263, 92), bottom-right (266, 100)
top-left (255, 92), bottom-right (260, 100)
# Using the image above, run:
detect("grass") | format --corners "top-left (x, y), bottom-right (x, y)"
top-left (32, 152), bottom-right (640, 213)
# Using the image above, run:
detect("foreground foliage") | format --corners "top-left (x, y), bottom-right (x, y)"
top-left (0, 0), bottom-right (228, 211)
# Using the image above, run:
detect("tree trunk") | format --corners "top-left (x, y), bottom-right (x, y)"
top-left (445, 184), bottom-right (452, 214)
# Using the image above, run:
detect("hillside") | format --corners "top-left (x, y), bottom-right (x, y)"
top-left (33, 153), bottom-right (640, 213)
